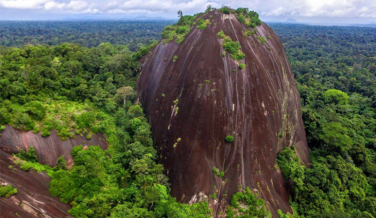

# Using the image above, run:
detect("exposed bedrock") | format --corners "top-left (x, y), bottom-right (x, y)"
top-left (138, 10), bottom-right (309, 217)
top-left (0, 125), bottom-right (108, 217)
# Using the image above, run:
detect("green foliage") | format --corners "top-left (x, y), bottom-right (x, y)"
top-left (323, 89), bottom-right (349, 105)
top-left (234, 8), bottom-right (262, 27)
top-left (13, 157), bottom-right (54, 176)
top-left (219, 7), bottom-right (231, 14)
top-left (0, 185), bottom-right (17, 198)
top-left (239, 63), bottom-right (246, 69)
top-left (16, 147), bottom-right (38, 163)
top-left (217, 30), bottom-right (226, 39)
top-left (238, 15), bottom-right (246, 24)
top-left (320, 122), bottom-right (353, 152)
top-left (132, 41), bottom-right (158, 61)
top-left (128, 105), bottom-right (144, 118)
top-left (0, 21), bottom-right (170, 51)
top-left (257, 36), bottom-right (266, 45)
top-left (212, 167), bottom-right (224, 178)
top-left (0, 42), bottom-right (142, 138)
top-left (197, 19), bottom-right (210, 30)
top-left (161, 15), bottom-right (196, 45)
top-left (56, 156), bottom-right (68, 170)
top-left (227, 187), bottom-right (267, 217)
top-left (225, 135), bottom-right (234, 143)
top-left (176, 35), bottom-right (185, 45)
top-left (173, 55), bottom-right (178, 63)
top-left (217, 33), bottom-right (246, 60)
top-left (25, 101), bottom-right (46, 121)
top-left (276, 147), bottom-right (302, 180)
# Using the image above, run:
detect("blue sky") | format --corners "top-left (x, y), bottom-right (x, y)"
top-left (0, 0), bottom-right (375, 24)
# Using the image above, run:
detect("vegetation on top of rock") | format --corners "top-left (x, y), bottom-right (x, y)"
top-left (217, 30), bottom-right (245, 61)
top-left (197, 19), bottom-right (211, 30)
top-left (161, 12), bottom-right (199, 45)
top-left (226, 187), bottom-right (268, 217)
top-left (225, 135), bottom-right (235, 143)
top-left (219, 7), bottom-right (262, 28)
top-left (0, 185), bottom-right (17, 198)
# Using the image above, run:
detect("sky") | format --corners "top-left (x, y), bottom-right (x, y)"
top-left (0, 0), bottom-right (376, 24)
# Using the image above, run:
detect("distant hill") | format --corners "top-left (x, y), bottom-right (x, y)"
top-left (285, 18), bottom-right (298, 23)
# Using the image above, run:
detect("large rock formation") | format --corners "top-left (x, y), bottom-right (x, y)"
top-left (0, 125), bottom-right (108, 217)
top-left (138, 10), bottom-right (309, 217)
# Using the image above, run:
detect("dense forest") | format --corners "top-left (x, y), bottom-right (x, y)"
top-left (270, 23), bottom-right (376, 218)
top-left (1, 16), bottom-right (376, 217)
top-left (0, 10), bottom-right (270, 217)
top-left (0, 20), bottom-right (173, 51)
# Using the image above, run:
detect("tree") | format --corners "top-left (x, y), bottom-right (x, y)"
top-left (323, 89), bottom-right (349, 105)
top-left (116, 86), bottom-right (134, 107)
top-left (177, 10), bottom-right (183, 18)
top-left (320, 122), bottom-right (353, 152)
top-left (206, 5), bottom-right (212, 12)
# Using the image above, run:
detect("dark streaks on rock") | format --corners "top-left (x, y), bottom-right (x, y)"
top-left (138, 10), bottom-right (309, 217)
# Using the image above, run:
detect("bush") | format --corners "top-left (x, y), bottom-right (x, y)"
top-left (223, 41), bottom-right (240, 54)
top-left (76, 111), bottom-right (96, 128)
top-left (220, 7), bottom-right (231, 14)
top-left (217, 30), bottom-right (226, 39)
top-left (257, 36), bottom-right (266, 45)
top-left (131, 118), bottom-right (142, 132)
top-left (176, 26), bottom-right (190, 34)
top-left (96, 112), bottom-right (107, 120)
top-left (276, 147), bottom-right (300, 180)
top-left (225, 135), bottom-right (234, 143)
top-left (0, 185), bottom-right (17, 198)
top-left (227, 187), bottom-right (266, 217)
top-left (12, 113), bottom-right (34, 130)
top-left (239, 63), bottom-right (246, 69)
top-left (238, 15), bottom-right (245, 24)
top-left (176, 35), bottom-right (185, 45)
top-left (212, 168), bottom-right (225, 178)
top-left (132, 41), bottom-right (158, 61)
top-left (0, 107), bottom-right (12, 124)
top-left (41, 128), bottom-right (51, 137)
top-left (25, 101), bottom-right (46, 121)
top-left (219, 34), bottom-right (245, 60)
top-left (16, 147), bottom-right (38, 162)
top-left (128, 105), bottom-right (144, 118)
top-left (197, 19), bottom-right (208, 30)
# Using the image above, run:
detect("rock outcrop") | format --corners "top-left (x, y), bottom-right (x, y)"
top-left (0, 125), bottom-right (108, 217)
top-left (138, 10), bottom-right (309, 217)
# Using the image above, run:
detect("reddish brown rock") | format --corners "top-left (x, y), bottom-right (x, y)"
top-left (0, 125), bottom-right (108, 167)
top-left (0, 125), bottom-right (109, 217)
top-left (0, 150), bottom-right (71, 218)
top-left (138, 10), bottom-right (309, 217)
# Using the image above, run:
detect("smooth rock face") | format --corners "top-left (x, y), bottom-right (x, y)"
top-left (0, 150), bottom-right (71, 218)
top-left (0, 125), bottom-right (108, 217)
top-left (0, 125), bottom-right (108, 166)
top-left (138, 10), bottom-right (309, 217)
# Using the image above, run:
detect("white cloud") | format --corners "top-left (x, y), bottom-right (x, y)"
top-left (0, 0), bottom-right (375, 19)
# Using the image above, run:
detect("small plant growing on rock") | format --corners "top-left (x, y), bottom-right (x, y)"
top-left (225, 135), bottom-right (234, 143)
top-left (239, 63), bottom-right (246, 69)
top-left (213, 167), bottom-right (220, 175)
top-left (173, 55), bottom-right (178, 63)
